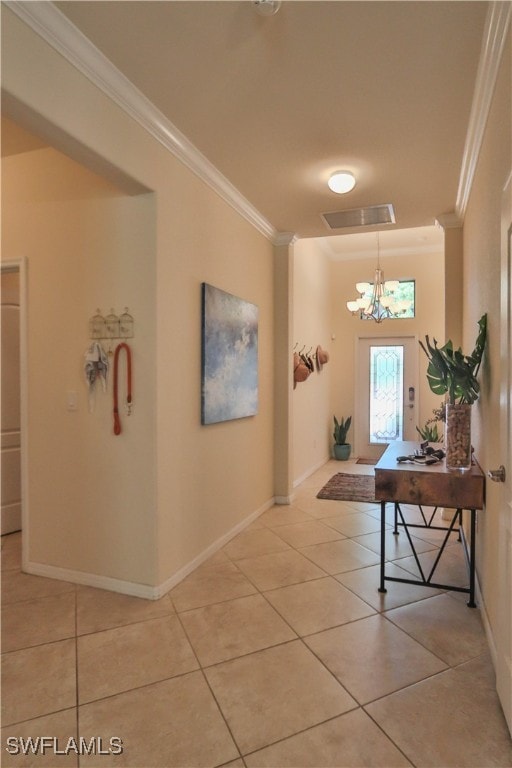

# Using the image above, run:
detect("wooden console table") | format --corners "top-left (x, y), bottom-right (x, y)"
top-left (375, 441), bottom-right (485, 607)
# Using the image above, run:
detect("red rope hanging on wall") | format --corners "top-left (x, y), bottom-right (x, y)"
top-left (113, 342), bottom-right (132, 435)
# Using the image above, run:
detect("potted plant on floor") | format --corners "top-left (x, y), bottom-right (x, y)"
top-left (333, 415), bottom-right (352, 460)
top-left (416, 403), bottom-right (445, 442)
top-left (419, 314), bottom-right (487, 470)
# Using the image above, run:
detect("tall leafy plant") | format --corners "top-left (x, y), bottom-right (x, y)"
top-left (419, 314), bottom-right (487, 405)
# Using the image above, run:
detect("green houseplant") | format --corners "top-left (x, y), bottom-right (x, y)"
top-left (333, 415), bottom-right (352, 461)
top-left (416, 403), bottom-right (445, 443)
top-left (416, 420), bottom-right (443, 443)
top-left (419, 314), bottom-right (487, 469)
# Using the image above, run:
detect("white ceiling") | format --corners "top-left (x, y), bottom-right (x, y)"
top-left (315, 225), bottom-right (444, 261)
top-left (4, 1), bottom-right (490, 255)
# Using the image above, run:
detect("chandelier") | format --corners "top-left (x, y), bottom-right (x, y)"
top-left (346, 232), bottom-right (412, 323)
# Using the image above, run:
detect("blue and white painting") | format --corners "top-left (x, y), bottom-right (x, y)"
top-left (201, 283), bottom-right (259, 425)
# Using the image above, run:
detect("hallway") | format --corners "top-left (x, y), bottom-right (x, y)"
top-left (2, 461), bottom-right (511, 767)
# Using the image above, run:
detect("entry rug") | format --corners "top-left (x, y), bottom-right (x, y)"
top-left (317, 472), bottom-right (377, 503)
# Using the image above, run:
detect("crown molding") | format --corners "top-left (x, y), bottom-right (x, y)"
top-left (435, 213), bottom-right (462, 230)
top-left (4, 1), bottom-right (277, 242)
top-left (273, 232), bottom-right (298, 246)
top-left (456, 1), bottom-right (511, 220)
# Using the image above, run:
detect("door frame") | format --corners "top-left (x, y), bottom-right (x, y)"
top-left (354, 334), bottom-right (419, 460)
top-left (1, 258), bottom-right (28, 561)
top-left (495, 171), bottom-right (512, 732)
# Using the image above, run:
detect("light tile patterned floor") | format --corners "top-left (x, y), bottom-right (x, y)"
top-left (1, 460), bottom-right (511, 767)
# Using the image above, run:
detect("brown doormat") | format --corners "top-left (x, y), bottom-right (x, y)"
top-left (356, 458), bottom-right (376, 465)
top-left (317, 473), bottom-right (377, 503)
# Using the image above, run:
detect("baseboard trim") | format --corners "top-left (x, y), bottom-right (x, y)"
top-left (23, 496), bottom-right (276, 600)
top-left (293, 456), bottom-right (330, 488)
top-left (475, 571), bottom-right (498, 670)
top-left (153, 496), bottom-right (275, 599)
top-left (24, 560), bottom-right (158, 599)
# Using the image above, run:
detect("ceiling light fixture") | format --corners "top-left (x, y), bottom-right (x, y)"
top-left (253, 1), bottom-right (281, 16)
top-left (328, 171), bottom-right (356, 194)
top-left (346, 232), bottom-right (412, 323)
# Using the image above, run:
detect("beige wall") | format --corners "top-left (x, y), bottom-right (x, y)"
top-left (292, 239), bottom-right (445, 482)
top-left (463, 30), bottom-right (510, 642)
top-left (328, 248), bottom-right (445, 454)
top-left (2, 8), bottom-right (275, 594)
top-left (2, 147), bottom-right (158, 584)
top-left (292, 240), bottom-right (332, 483)
top-left (444, 226), bottom-right (463, 347)
top-left (273, 241), bottom-right (294, 501)
top-left (154, 182), bottom-right (275, 585)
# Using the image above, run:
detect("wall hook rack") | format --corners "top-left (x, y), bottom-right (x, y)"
top-left (89, 308), bottom-right (135, 341)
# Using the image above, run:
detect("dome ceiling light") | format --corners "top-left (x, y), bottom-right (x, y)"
top-left (328, 171), bottom-right (356, 194)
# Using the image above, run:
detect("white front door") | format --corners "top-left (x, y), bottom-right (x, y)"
top-left (355, 336), bottom-right (418, 461)
top-left (495, 173), bottom-right (512, 733)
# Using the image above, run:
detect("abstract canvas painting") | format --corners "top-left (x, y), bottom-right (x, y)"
top-left (201, 283), bottom-right (259, 424)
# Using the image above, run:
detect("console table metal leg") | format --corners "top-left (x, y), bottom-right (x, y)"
top-left (468, 508), bottom-right (477, 607)
top-left (379, 500), bottom-right (387, 593)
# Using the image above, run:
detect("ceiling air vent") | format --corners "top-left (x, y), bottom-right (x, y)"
top-left (321, 203), bottom-right (396, 230)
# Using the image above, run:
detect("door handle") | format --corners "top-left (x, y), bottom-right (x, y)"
top-left (487, 465), bottom-right (506, 483)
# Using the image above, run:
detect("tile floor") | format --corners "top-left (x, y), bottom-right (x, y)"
top-left (2, 460), bottom-right (511, 767)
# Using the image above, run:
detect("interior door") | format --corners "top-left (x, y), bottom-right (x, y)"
top-left (1, 266), bottom-right (22, 534)
top-left (495, 173), bottom-right (512, 733)
top-left (356, 336), bottom-right (418, 461)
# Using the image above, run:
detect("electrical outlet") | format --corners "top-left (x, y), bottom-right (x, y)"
top-left (66, 391), bottom-right (78, 411)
